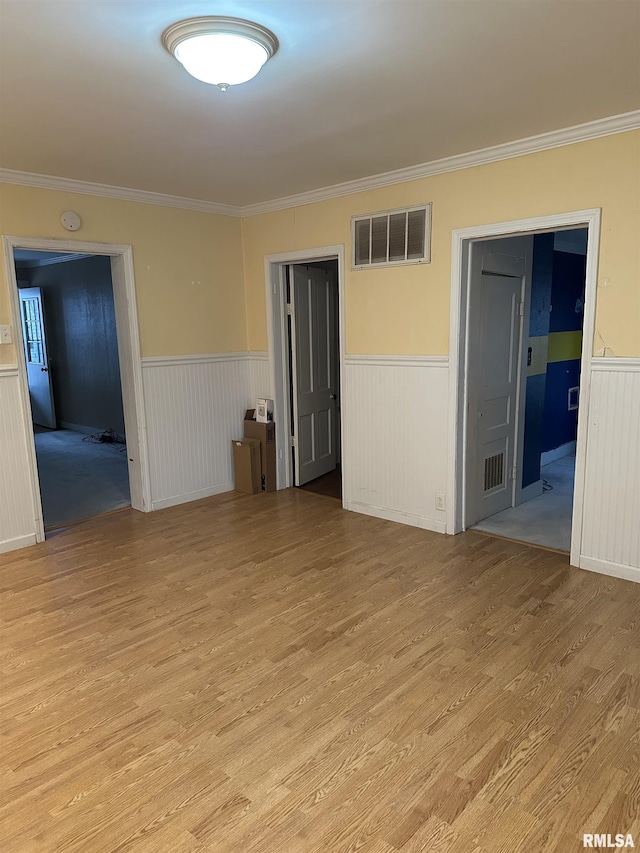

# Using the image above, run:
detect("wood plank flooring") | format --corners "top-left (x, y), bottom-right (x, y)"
top-left (1, 488), bottom-right (640, 852)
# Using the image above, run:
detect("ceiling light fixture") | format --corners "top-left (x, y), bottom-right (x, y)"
top-left (162, 16), bottom-right (278, 92)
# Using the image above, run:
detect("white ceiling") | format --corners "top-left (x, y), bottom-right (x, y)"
top-left (1, 0), bottom-right (638, 207)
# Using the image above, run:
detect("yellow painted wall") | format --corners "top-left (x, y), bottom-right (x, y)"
top-left (242, 131), bottom-right (640, 358)
top-left (0, 183), bottom-right (246, 365)
top-left (1, 132), bottom-right (638, 369)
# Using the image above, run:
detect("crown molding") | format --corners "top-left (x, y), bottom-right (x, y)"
top-left (1, 111), bottom-right (637, 219)
top-left (240, 110), bottom-right (640, 216)
top-left (0, 169), bottom-right (243, 217)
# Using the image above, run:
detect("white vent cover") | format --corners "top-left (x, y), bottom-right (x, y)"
top-left (352, 204), bottom-right (431, 269)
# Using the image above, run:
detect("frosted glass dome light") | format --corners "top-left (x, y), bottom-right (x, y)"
top-left (163, 17), bottom-right (278, 91)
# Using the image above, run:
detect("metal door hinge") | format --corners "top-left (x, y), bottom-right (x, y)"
top-left (519, 301), bottom-right (525, 317)
top-left (286, 304), bottom-right (293, 316)
top-left (511, 465), bottom-right (517, 480)
top-left (290, 436), bottom-right (297, 447)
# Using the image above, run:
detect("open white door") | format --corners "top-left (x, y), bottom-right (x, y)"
top-left (466, 238), bottom-right (531, 525)
top-left (290, 265), bottom-right (338, 486)
top-left (18, 287), bottom-right (56, 429)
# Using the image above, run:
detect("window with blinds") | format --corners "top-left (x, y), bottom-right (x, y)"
top-left (352, 203), bottom-right (431, 269)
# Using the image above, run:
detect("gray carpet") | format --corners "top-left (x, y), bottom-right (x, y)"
top-left (34, 428), bottom-right (130, 529)
top-left (472, 454), bottom-right (575, 552)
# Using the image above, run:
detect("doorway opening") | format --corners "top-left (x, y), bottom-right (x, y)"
top-left (467, 229), bottom-right (587, 552)
top-left (4, 235), bottom-right (150, 544)
top-left (265, 246), bottom-right (345, 502)
top-left (449, 210), bottom-right (599, 565)
top-left (14, 250), bottom-right (130, 530)
top-left (286, 260), bottom-right (341, 500)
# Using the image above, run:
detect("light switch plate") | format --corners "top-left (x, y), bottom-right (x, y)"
top-left (0, 325), bottom-right (12, 344)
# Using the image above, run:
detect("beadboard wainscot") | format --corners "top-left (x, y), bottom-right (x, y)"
top-left (0, 365), bottom-right (40, 552)
top-left (341, 354), bottom-right (449, 534)
top-left (141, 353), bottom-right (254, 510)
top-left (248, 351), bottom-right (270, 404)
top-left (579, 358), bottom-right (640, 582)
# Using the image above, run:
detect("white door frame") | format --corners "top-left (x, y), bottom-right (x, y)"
top-left (264, 245), bottom-right (346, 497)
top-left (3, 235), bottom-right (152, 542)
top-left (447, 209), bottom-right (601, 567)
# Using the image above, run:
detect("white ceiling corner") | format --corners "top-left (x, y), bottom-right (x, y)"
top-left (0, 0), bottom-right (638, 209)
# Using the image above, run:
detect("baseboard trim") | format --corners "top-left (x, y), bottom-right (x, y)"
top-left (345, 500), bottom-right (447, 534)
top-left (578, 555), bottom-right (640, 584)
top-left (0, 533), bottom-right (38, 554)
top-left (152, 482), bottom-right (234, 511)
top-left (541, 441), bottom-right (576, 467)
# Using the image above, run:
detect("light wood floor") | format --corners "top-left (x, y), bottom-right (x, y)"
top-left (2, 489), bottom-right (640, 852)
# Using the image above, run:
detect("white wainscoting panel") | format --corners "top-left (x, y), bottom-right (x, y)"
top-left (580, 360), bottom-right (640, 581)
top-left (142, 354), bottom-right (253, 510)
top-left (342, 356), bottom-right (449, 533)
top-left (248, 351), bottom-right (270, 403)
top-left (0, 367), bottom-right (38, 553)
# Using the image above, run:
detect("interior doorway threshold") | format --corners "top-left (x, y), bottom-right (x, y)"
top-left (471, 455), bottom-right (575, 552)
top-left (297, 465), bottom-right (342, 500)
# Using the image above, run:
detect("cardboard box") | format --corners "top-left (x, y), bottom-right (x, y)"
top-left (232, 438), bottom-right (261, 494)
top-left (244, 409), bottom-right (277, 492)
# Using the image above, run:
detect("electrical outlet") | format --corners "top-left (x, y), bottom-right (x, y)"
top-left (0, 325), bottom-right (12, 344)
top-left (435, 493), bottom-right (445, 512)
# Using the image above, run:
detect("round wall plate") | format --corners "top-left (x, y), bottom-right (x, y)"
top-left (61, 210), bottom-right (81, 231)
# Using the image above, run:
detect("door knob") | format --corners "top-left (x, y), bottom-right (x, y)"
top-left (41, 366), bottom-right (49, 373)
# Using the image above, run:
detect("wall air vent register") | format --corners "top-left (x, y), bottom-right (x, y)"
top-left (352, 203), bottom-right (431, 269)
top-left (484, 451), bottom-right (505, 493)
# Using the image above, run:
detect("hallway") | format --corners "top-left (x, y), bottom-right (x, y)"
top-left (34, 427), bottom-right (130, 529)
